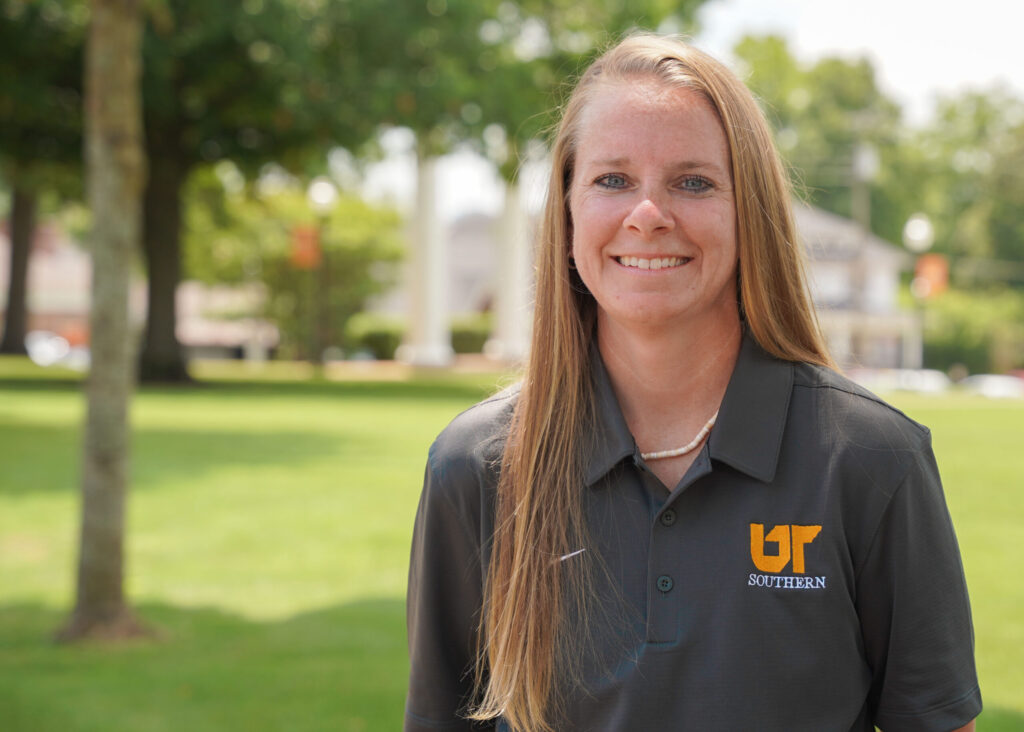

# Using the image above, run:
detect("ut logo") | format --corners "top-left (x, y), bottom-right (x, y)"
top-left (750, 524), bottom-right (822, 574)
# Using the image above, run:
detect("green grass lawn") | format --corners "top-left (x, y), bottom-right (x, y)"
top-left (1, 357), bottom-right (1021, 731)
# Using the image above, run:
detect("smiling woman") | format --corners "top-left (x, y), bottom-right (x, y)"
top-left (569, 80), bottom-right (739, 343)
top-left (405, 34), bottom-right (981, 732)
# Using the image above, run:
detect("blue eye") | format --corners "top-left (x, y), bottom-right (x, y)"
top-left (680, 176), bottom-right (712, 193)
top-left (596, 174), bottom-right (627, 189)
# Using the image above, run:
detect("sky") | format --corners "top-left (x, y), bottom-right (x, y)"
top-left (696, 0), bottom-right (1024, 124)
top-left (363, 0), bottom-right (1024, 222)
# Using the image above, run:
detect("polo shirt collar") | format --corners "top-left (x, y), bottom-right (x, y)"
top-left (707, 334), bottom-right (793, 483)
top-left (583, 333), bottom-right (793, 487)
top-left (584, 347), bottom-right (639, 486)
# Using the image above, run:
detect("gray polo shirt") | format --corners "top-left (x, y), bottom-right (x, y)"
top-left (405, 335), bottom-right (981, 731)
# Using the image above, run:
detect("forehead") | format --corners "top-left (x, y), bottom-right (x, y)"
top-left (574, 79), bottom-right (730, 170)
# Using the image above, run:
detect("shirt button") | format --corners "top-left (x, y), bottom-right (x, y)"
top-left (656, 575), bottom-right (674, 593)
top-left (660, 509), bottom-right (677, 526)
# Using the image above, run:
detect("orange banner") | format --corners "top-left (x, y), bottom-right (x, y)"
top-left (913, 253), bottom-right (949, 298)
top-left (290, 225), bottom-right (321, 269)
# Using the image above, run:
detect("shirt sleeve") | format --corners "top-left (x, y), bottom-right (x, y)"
top-left (405, 459), bottom-right (495, 732)
top-left (855, 434), bottom-right (982, 732)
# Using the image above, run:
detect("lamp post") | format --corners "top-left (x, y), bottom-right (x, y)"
top-left (851, 142), bottom-right (879, 231)
top-left (903, 213), bottom-right (936, 370)
top-left (307, 177), bottom-right (338, 374)
top-left (904, 213), bottom-right (936, 278)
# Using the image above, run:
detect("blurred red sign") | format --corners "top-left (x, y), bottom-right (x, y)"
top-left (913, 253), bottom-right (949, 298)
top-left (290, 225), bottom-right (321, 269)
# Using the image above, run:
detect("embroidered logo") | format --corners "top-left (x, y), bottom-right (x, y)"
top-left (748, 523), bottom-right (826, 590)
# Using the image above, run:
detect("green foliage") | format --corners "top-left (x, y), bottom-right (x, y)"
top-left (734, 34), bottom-right (1024, 269)
top-left (450, 312), bottom-right (492, 354)
top-left (469, 0), bottom-right (706, 177)
top-left (344, 312), bottom-right (405, 360)
top-left (183, 169), bottom-right (403, 359)
top-left (260, 196), bottom-right (402, 361)
top-left (919, 288), bottom-right (1024, 374)
top-left (140, 0), bottom-right (372, 173)
top-left (869, 90), bottom-right (1024, 267)
top-left (914, 91), bottom-right (1024, 263)
top-left (0, 0), bottom-right (85, 196)
top-left (734, 35), bottom-right (901, 220)
top-left (343, 312), bottom-right (495, 359)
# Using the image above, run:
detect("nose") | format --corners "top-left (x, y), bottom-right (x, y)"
top-left (623, 196), bottom-right (674, 236)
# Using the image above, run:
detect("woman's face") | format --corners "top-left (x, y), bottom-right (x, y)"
top-left (568, 79), bottom-right (739, 336)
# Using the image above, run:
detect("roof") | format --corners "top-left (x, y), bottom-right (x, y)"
top-left (793, 202), bottom-right (908, 265)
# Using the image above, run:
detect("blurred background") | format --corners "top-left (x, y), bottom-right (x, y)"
top-left (1, 1), bottom-right (1022, 730)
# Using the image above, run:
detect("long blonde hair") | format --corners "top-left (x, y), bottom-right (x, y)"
top-left (470, 33), bottom-right (833, 732)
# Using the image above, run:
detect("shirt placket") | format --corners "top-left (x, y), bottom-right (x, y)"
top-left (642, 450), bottom-right (712, 644)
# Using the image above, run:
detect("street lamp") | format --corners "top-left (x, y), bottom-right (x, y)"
top-left (903, 212), bottom-right (937, 298)
top-left (902, 212), bottom-right (940, 371)
top-left (903, 212), bottom-right (934, 253)
top-left (851, 142), bottom-right (879, 231)
top-left (306, 177), bottom-right (338, 371)
top-left (308, 177), bottom-right (338, 215)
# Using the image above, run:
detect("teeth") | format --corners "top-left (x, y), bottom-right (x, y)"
top-left (618, 256), bottom-right (686, 270)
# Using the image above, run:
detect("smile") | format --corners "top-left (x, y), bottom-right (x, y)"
top-left (615, 256), bottom-right (690, 270)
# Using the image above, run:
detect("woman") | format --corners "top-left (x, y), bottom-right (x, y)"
top-left (406, 34), bottom-right (980, 732)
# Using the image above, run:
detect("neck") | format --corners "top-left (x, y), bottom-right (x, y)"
top-left (597, 310), bottom-right (742, 448)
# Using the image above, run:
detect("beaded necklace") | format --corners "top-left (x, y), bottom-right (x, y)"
top-left (640, 411), bottom-right (719, 461)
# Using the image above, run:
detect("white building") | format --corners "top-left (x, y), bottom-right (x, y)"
top-left (794, 203), bottom-right (920, 369)
top-left (428, 201), bottom-right (920, 369)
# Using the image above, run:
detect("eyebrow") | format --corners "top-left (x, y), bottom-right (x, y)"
top-left (583, 157), bottom-right (730, 176)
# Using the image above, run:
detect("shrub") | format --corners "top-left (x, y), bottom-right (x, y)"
top-left (184, 171), bottom-right (403, 361)
top-left (921, 288), bottom-right (1024, 374)
top-left (344, 314), bottom-right (405, 360)
top-left (343, 313), bottom-right (494, 359)
top-left (451, 313), bottom-right (492, 354)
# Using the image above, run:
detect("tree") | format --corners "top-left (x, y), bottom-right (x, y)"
top-left (1, 2), bottom-right (716, 373)
top-left (733, 35), bottom-right (902, 233)
top-left (0, 187), bottom-right (35, 354)
top-left (136, 0), bottom-right (377, 380)
top-left (57, 0), bottom-right (148, 641)
top-left (902, 90), bottom-right (1024, 265)
top-left (0, 0), bottom-right (85, 353)
top-left (2, 1), bottom-right (374, 377)
top-left (732, 34), bottom-right (1024, 272)
top-left (183, 167), bottom-right (403, 360)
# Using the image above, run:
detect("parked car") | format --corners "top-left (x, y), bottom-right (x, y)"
top-left (959, 374), bottom-right (1024, 399)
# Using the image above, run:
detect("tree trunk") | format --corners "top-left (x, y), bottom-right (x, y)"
top-left (58, 0), bottom-right (149, 642)
top-left (138, 142), bottom-right (190, 382)
top-left (0, 185), bottom-right (36, 355)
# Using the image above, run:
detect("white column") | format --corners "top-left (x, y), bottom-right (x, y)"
top-left (398, 152), bottom-right (453, 366)
top-left (822, 311), bottom-right (854, 370)
top-left (902, 311), bottom-right (924, 369)
top-left (485, 179), bottom-right (532, 363)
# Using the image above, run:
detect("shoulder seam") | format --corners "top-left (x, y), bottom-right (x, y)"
top-left (447, 383), bottom-right (519, 422)
top-left (423, 446), bottom-right (489, 565)
top-left (791, 379), bottom-right (930, 443)
top-left (853, 466), bottom-right (912, 586)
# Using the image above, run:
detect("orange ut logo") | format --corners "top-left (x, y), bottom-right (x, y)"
top-left (750, 524), bottom-right (822, 574)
